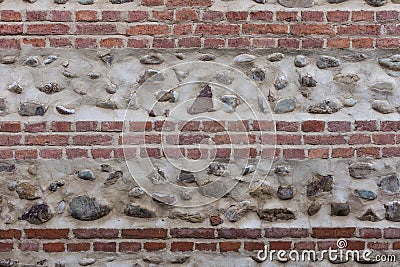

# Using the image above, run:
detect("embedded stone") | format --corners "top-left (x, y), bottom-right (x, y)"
top-left (277, 185), bottom-right (294, 200)
top-left (56, 105), bottom-right (75, 115)
top-left (384, 201), bottom-right (400, 222)
top-left (207, 163), bottom-right (226, 176)
top-left (251, 67), bottom-right (265, 81)
top-left (69, 195), bottom-right (111, 221)
top-left (199, 180), bottom-right (227, 198)
top-left (257, 208), bottom-right (296, 221)
top-left (221, 95), bottom-right (241, 113)
top-left (258, 94), bottom-right (268, 113)
top-left (15, 182), bottom-right (40, 200)
top-left (349, 162), bottom-right (374, 179)
top-left (168, 255), bottom-right (190, 264)
top-left (110, 0), bottom-right (134, 3)
top-left (88, 72), bottom-right (100, 79)
top-left (180, 191), bottom-right (192, 200)
top-left (54, 0), bottom-right (68, 4)
top-left (274, 97), bottom-right (296, 114)
top-left (317, 56), bottom-right (341, 69)
top-left (176, 53), bottom-right (184, 60)
top-left (358, 208), bottom-right (381, 222)
top-left (124, 204), bottom-right (155, 218)
top-left (101, 164), bottom-right (112, 172)
top-left (249, 181), bottom-right (274, 199)
top-left (307, 201), bottom-right (321, 216)
top-left (267, 53), bottom-right (284, 62)
top-left (19, 204), bottom-right (52, 225)
top-left (177, 170), bottom-right (196, 183)
top-left (198, 54), bottom-right (216, 61)
top-left (78, 258), bottom-right (96, 266)
top-left (95, 99), bottom-right (118, 110)
top-left (274, 75), bottom-right (288, 90)
top-left (215, 72), bottom-right (234, 85)
top-left (354, 189), bottom-right (377, 200)
top-left (224, 201), bottom-right (250, 222)
top-left (174, 69), bottom-right (189, 82)
top-left (378, 173), bottom-right (400, 194)
top-left (331, 202), bottom-right (350, 216)
top-left (242, 165), bottom-right (255, 175)
top-left (372, 100), bottom-right (395, 114)
top-left (128, 187), bottom-right (145, 198)
top-left (152, 193), bottom-right (176, 205)
top-left (105, 84), bottom-right (117, 94)
top-left (307, 99), bottom-right (342, 114)
top-left (328, 0), bottom-right (349, 3)
top-left (37, 82), bottom-right (63, 94)
top-left (369, 82), bottom-right (393, 93)
top-left (294, 55), bottom-right (307, 67)
top-left (156, 90), bottom-right (179, 103)
top-left (0, 259), bottom-right (18, 267)
top-left (143, 256), bottom-right (162, 264)
top-left (137, 69), bottom-right (165, 84)
top-left (278, 0), bottom-right (314, 8)
top-left (57, 201), bottom-right (66, 214)
top-left (23, 57), bottom-right (39, 67)
top-left (62, 70), bottom-right (77, 78)
top-left (253, 0), bottom-right (266, 3)
top-left (8, 181), bottom-right (17, 191)
top-left (365, 0), bottom-right (387, 6)
top-left (275, 166), bottom-right (290, 175)
top-left (306, 174), bottom-right (334, 197)
top-left (210, 215), bottom-right (223, 226)
top-left (104, 171), bottom-right (123, 185)
top-left (342, 98), bottom-right (358, 107)
top-left (55, 259), bottom-right (66, 267)
top-left (140, 53), bottom-right (164, 65)
top-left (49, 181), bottom-right (65, 192)
top-left (187, 84), bottom-right (214, 114)
top-left (28, 164), bottom-right (38, 175)
top-left (0, 98), bottom-right (6, 116)
top-left (98, 52), bottom-right (113, 66)
top-left (1, 56), bottom-right (17, 64)
top-left (169, 211), bottom-right (205, 223)
top-left (77, 170), bottom-right (95, 181)
top-left (234, 54), bottom-right (256, 64)
top-left (379, 55), bottom-right (400, 72)
top-left (298, 74), bottom-right (317, 87)
top-left (7, 82), bottom-right (23, 94)
top-left (333, 73), bottom-right (360, 85)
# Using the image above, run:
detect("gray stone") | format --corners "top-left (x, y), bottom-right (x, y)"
top-left (156, 90), bottom-right (179, 103)
top-left (0, 98), bottom-right (6, 116)
top-left (128, 187), bottom-right (145, 198)
top-left (187, 84), bottom-right (214, 114)
top-left (298, 74), bottom-right (317, 87)
top-left (328, 0), bottom-right (349, 3)
top-left (105, 84), bottom-right (117, 94)
top-left (257, 208), bottom-right (296, 221)
top-left (137, 69), bottom-right (165, 84)
top-left (267, 53), bottom-right (284, 62)
top-left (365, 0), bottom-right (387, 6)
top-left (333, 73), bottom-right (360, 85)
top-left (57, 200), bottom-right (66, 214)
top-left (200, 180), bottom-right (227, 198)
top-left (277, 185), bottom-right (294, 200)
top-left (56, 105), bottom-right (75, 115)
top-left (253, 0), bottom-right (266, 3)
top-left (331, 202), bottom-right (350, 216)
top-left (180, 191), bottom-right (192, 200)
top-left (98, 52), bottom-right (113, 66)
top-left (168, 255), bottom-right (190, 264)
top-left (278, 0), bottom-right (314, 8)
top-left (54, 0), bottom-right (68, 4)
top-left (369, 82), bottom-right (393, 93)
top-left (258, 94), bottom-right (268, 113)
top-left (55, 260), bottom-right (66, 267)
top-left (224, 201), bottom-right (250, 222)
top-left (176, 53), bottom-right (184, 60)
top-left (242, 165), bottom-right (255, 175)
top-left (234, 54), bottom-right (256, 64)
top-left (15, 182), bottom-right (39, 200)
top-left (306, 174), bottom-right (334, 197)
top-left (19, 204), bottom-right (52, 225)
top-left (215, 72), bottom-right (234, 85)
top-left (28, 164), bottom-right (38, 175)
top-left (307, 201), bottom-right (321, 216)
top-left (62, 70), bottom-right (77, 78)
top-left (152, 193), bottom-right (176, 205)
top-left (1, 56), bottom-right (17, 64)
top-left (251, 67), bottom-right (265, 81)
top-left (0, 259), bottom-right (18, 267)
top-left (101, 164), bottom-right (112, 172)
top-left (140, 53), bottom-right (164, 65)
top-left (169, 211), bottom-right (205, 223)
top-left (307, 99), bottom-right (342, 114)
top-left (342, 98), bottom-right (358, 107)
top-left (95, 99), bottom-right (118, 110)
top-left (207, 163), bottom-right (226, 176)
top-left (317, 56), bottom-right (341, 69)
top-left (174, 69), bottom-right (189, 82)
top-left (1, 164), bottom-right (15, 173)
top-left (69, 195), bottom-right (111, 221)
top-left (349, 162), bottom-right (374, 179)
top-left (143, 256), bottom-right (162, 264)
top-left (198, 54), bottom-right (216, 61)
top-left (379, 55), bottom-right (400, 71)
top-left (274, 97), bottom-right (296, 114)
top-left (378, 173), bottom-right (400, 194)
top-left (78, 258), bottom-right (96, 266)
top-left (8, 181), bottom-right (17, 191)
top-left (124, 204), bottom-right (155, 218)
top-left (358, 208), bottom-right (381, 222)
top-left (23, 57), bottom-right (39, 67)
top-left (384, 201), bottom-right (400, 222)
top-left (294, 55), bottom-right (307, 67)
top-left (221, 95), bottom-right (240, 113)
top-left (177, 170), bottom-right (196, 183)
top-left (88, 72), bottom-right (100, 79)
top-left (372, 100), bottom-right (395, 114)
top-left (275, 166), bottom-right (290, 175)
top-left (104, 171), bottom-right (123, 185)
top-left (49, 181), bottom-right (65, 192)
top-left (249, 181), bottom-right (274, 199)
top-left (274, 75), bottom-right (288, 90)
top-left (77, 170), bottom-right (95, 181)
top-left (354, 189), bottom-right (377, 200)
top-left (37, 82), bottom-right (64, 94)
top-left (7, 82), bottom-right (23, 94)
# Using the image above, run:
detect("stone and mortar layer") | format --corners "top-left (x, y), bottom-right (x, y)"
top-left (0, 0), bottom-right (400, 267)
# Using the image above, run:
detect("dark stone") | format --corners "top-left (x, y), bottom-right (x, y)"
top-left (257, 208), bottom-right (295, 221)
top-left (384, 201), bottom-right (400, 222)
top-left (104, 171), bottom-right (123, 185)
top-left (200, 180), bottom-right (227, 198)
top-left (207, 163), bottom-right (226, 176)
top-left (140, 53), bottom-right (164, 65)
top-left (349, 162), bottom-right (374, 179)
top-left (37, 82), bottom-right (64, 94)
top-left (49, 181), bottom-right (65, 192)
top-left (110, 0), bottom-right (134, 3)
top-left (0, 164), bottom-right (15, 172)
top-left (298, 74), bottom-right (317, 87)
top-left (331, 202), bottom-right (350, 216)
top-left (306, 174), bottom-right (334, 197)
top-left (328, 0), bottom-right (349, 3)
top-left (275, 166), bottom-right (290, 175)
top-left (99, 52), bottom-right (113, 66)
top-left (187, 84), bottom-right (214, 114)
top-left (152, 193), bottom-right (176, 205)
top-left (177, 170), bottom-right (196, 183)
top-left (0, 259), bottom-right (18, 267)
top-left (101, 164), bottom-right (112, 172)
top-left (18, 102), bottom-right (47, 116)
top-left (307, 99), bottom-right (342, 114)
top-left (307, 202), bottom-right (321, 216)
top-left (354, 189), bottom-right (377, 200)
top-left (210, 215), bottom-right (223, 226)
top-left (198, 54), bottom-right (216, 61)
top-left (124, 204), bottom-right (155, 218)
top-left (277, 185), bottom-right (294, 200)
top-left (358, 208), bottom-right (381, 222)
top-left (56, 106), bottom-right (75, 115)
top-left (156, 90), bottom-right (178, 103)
top-left (378, 173), bottom-right (400, 194)
top-left (0, 98), bottom-right (6, 116)
top-left (316, 56), bottom-right (341, 69)
top-left (278, 0), bottom-right (314, 8)
top-left (365, 0), bottom-right (387, 6)
top-left (69, 195), bottom-right (111, 221)
top-left (19, 204), bottom-right (52, 225)
top-left (77, 170), bottom-right (95, 181)
top-left (251, 67), bottom-right (265, 81)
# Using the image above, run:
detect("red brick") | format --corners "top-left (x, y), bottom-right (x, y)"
top-left (25, 229), bottom-right (69, 239)
top-left (73, 229), bottom-right (119, 239)
top-left (25, 122), bottom-right (46, 133)
top-left (171, 228), bottom-right (215, 238)
top-left (152, 11), bottom-right (174, 21)
top-left (25, 135), bottom-right (69, 146)
top-left (76, 10), bottom-right (98, 22)
top-left (233, 148), bottom-right (258, 158)
top-left (152, 38), bottom-right (174, 48)
top-left (302, 38), bottom-right (324, 49)
top-left (302, 11), bottom-right (324, 22)
top-left (18, 242), bottom-right (39, 251)
top-left (173, 24), bottom-right (192, 35)
top-left (327, 38), bottom-right (350, 48)
top-left (283, 149), bottom-right (305, 159)
top-left (373, 134), bottom-right (395, 145)
top-left (171, 242), bottom-right (194, 252)
top-left (352, 38), bottom-right (374, 48)
top-left (357, 147), bottom-right (380, 158)
top-left (376, 11), bottom-right (399, 22)
top-left (219, 242), bottom-right (240, 252)
top-left (1, 10), bottom-right (22, 21)
top-left (377, 38), bottom-right (400, 48)
top-left (355, 121), bottom-right (377, 131)
top-left (66, 148), bottom-right (88, 158)
top-left (67, 243), bottom-right (90, 252)
top-left (91, 148), bottom-right (112, 159)
top-left (270, 241), bottom-right (291, 250)
top-left (127, 38), bottom-right (149, 48)
top-left (382, 147), bottom-right (400, 157)
top-left (385, 25), bottom-right (400, 36)
top-left (26, 11), bottom-right (48, 21)
top-left (51, 11), bottom-right (72, 22)
top-left (203, 121), bottom-right (225, 132)
top-left (243, 24), bottom-right (287, 34)
top-left (338, 25), bottom-right (381, 35)
top-left (328, 121), bottom-right (351, 132)
top-left (127, 11), bottom-right (149, 22)
top-left (122, 229), bottom-right (167, 239)
top-left (166, 0), bottom-right (212, 7)
top-left (317, 241), bottom-right (338, 250)
top-left (327, 11), bottom-right (350, 22)
top-left (40, 149), bottom-right (62, 159)
top-left (291, 24), bottom-right (335, 36)
top-left (0, 24), bottom-right (22, 35)
top-left (119, 242), bottom-right (141, 252)
top-left (15, 149), bottom-right (37, 160)
top-left (352, 11), bottom-right (374, 22)
top-left (276, 121), bottom-right (299, 132)
top-left (304, 135), bottom-right (346, 145)
top-left (312, 228), bottom-right (355, 238)
top-left (94, 242), bottom-right (116, 252)
top-left (0, 38), bottom-right (20, 49)
top-left (308, 148), bottom-right (329, 159)
top-left (75, 38), bottom-right (96, 48)
top-left (214, 148), bottom-right (231, 158)
top-left (250, 11), bottom-right (273, 21)
top-left (43, 243), bottom-right (64, 252)
top-left (49, 37), bottom-right (72, 47)
top-left (349, 134), bottom-right (371, 145)
top-left (381, 121), bottom-right (399, 131)
top-left (72, 135), bottom-right (112, 146)
top-left (302, 121), bottom-right (325, 132)
top-left (226, 11), bottom-right (247, 21)
top-left (0, 149), bottom-right (13, 159)
top-left (204, 38), bottom-right (225, 48)
top-left (265, 228), bottom-right (308, 238)
top-left (0, 229), bottom-right (21, 239)
top-left (26, 24), bottom-right (69, 35)
top-left (114, 147), bottom-right (136, 159)
top-left (100, 38), bottom-right (124, 48)
top-left (195, 24), bottom-right (240, 35)
top-left (276, 11), bottom-right (298, 21)
top-left (76, 24), bottom-right (117, 35)
top-left (196, 242), bottom-right (217, 251)
top-left (144, 242), bottom-right (166, 251)
top-left (252, 38), bottom-right (275, 48)
top-left (244, 241), bottom-right (264, 251)
top-left (346, 240), bottom-right (365, 250)
top-left (202, 11), bottom-right (224, 21)
top-left (176, 10), bottom-right (199, 21)
top-left (218, 229), bottom-right (261, 239)
top-left (141, 0), bottom-right (163, 6)
top-left (252, 120), bottom-right (273, 131)
top-left (331, 148), bottom-right (354, 158)
top-left (128, 24), bottom-right (169, 36)
top-left (384, 228), bottom-right (400, 239)
top-left (275, 134), bottom-right (301, 145)
top-left (367, 242), bottom-right (389, 250)
top-left (52, 122), bottom-right (72, 132)
top-left (228, 38), bottom-right (250, 48)
top-left (358, 228), bottom-right (381, 239)
top-left (393, 241), bottom-right (400, 250)
top-left (0, 122), bottom-right (21, 132)
top-left (0, 243), bottom-right (13, 252)
top-left (75, 121), bottom-right (98, 132)
top-left (0, 135), bottom-right (21, 146)
top-left (278, 38), bottom-right (300, 48)
top-left (102, 11), bottom-right (122, 21)
top-left (294, 241), bottom-right (315, 250)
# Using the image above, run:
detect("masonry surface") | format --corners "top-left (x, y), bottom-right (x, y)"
top-left (1, 0), bottom-right (400, 266)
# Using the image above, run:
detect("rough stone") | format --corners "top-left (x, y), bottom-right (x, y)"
top-left (306, 174), bottom-right (334, 197)
top-left (56, 105), bottom-right (75, 115)
top-left (342, 98), bottom-right (358, 107)
top-left (384, 201), bottom-right (400, 222)
top-left (69, 195), bottom-right (111, 221)
top-left (152, 193), bottom-right (176, 205)
top-left (1, 56), bottom-right (17, 64)
top-left (19, 204), bottom-right (52, 225)
top-left (104, 171), bottom-right (123, 185)
top-left (37, 82), bottom-right (64, 94)
top-left (274, 97), bottom-right (296, 114)
top-left (221, 95), bottom-right (241, 113)
top-left (307, 201), bottom-right (321, 216)
top-left (278, 0), bottom-right (314, 8)
top-left (180, 191), bottom-right (192, 200)
top-left (77, 169), bottom-right (95, 181)
top-left (349, 162), bottom-right (374, 179)
top-left (62, 70), bottom-right (77, 78)
top-left (372, 100), bottom-right (395, 114)
top-left (359, 208), bottom-right (381, 222)
top-left (0, 259), bottom-right (18, 267)
top-left (251, 67), bottom-right (265, 81)
top-left (210, 215), bottom-right (223, 226)
top-left (156, 90), bottom-right (179, 103)
top-left (169, 211), bottom-right (205, 223)
top-left (23, 57), bottom-right (39, 67)
top-left (242, 165), bottom-right (255, 175)
top-left (124, 204), bottom-right (156, 218)
top-left (275, 166), bottom-right (290, 175)
top-left (379, 55), bottom-right (400, 72)
top-left (106, 83), bottom-right (117, 94)
top-left (274, 75), bottom-right (289, 90)
top-left (129, 187), bottom-right (145, 198)
top-left (317, 56), bottom-right (341, 69)
top-left (49, 181), bottom-right (65, 192)
top-left (168, 255), bottom-right (190, 264)
top-left (328, 0), bottom-right (349, 3)
top-left (267, 53), bottom-right (284, 62)
top-left (174, 69), bottom-right (189, 82)
top-left (101, 164), bottom-right (112, 172)
top-left (7, 82), bottom-right (23, 94)
top-left (95, 99), bottom-right (118, 110)
top-left (207, 163), bottom-right (226, 176)
top-left (110, 0), bottom-right (134, 3)
top-left (354, 189), bottom-right (377, 200)
top-left (224, 201), bottom-right (250, 222)
top-left (187, 84), bottom-right (214, 114)
top-left (294, 55), bottom-right (307, 67)
top-left (307, 99), bottom-right (342, 114)
top-left (57, 200), bottom-right (66, 214)
top-left (369, 82), bottom-right (393, 93)
top-left (88, 72), bottom-right (100, 79)
top-left (198, 54), bottom-right (216, 61)
top-left (298, 74), bottom-right (317, 87)
top-left (98, 52), bottom-right (113, 66)
top-left (137, 69), bottom-right (165, 84)
top-left (333, 73), bottom-right (360, 85)
top-left (277, 185), bottom-right (294, 200)
top-left (18, 102), bottom-right (47, 117)
top-left (365, 0), bottom-right (387, 6)
top-left (15, 182), bottom-right (40, 200)
top-left (199, 180), bottom-right (227, 198)
top-left (378, 173), bottom-right (400, 194)
top-left (257, 208), bottom-right (296, 221)
top-left (215, 72), bottom-right (234, 85)
top-left (8, 181), bottom-right (17, 191)
top-left (177, 170), bottom-right (196, 183)
top-left (234, 54), bottom-right (256, 64)
top-left (331, 202), bottom-right (350, 216)
top-left (140, 53), bottom-right (164, 64)
top-left (54, 0), bottom-right (68, 4)
top-left (249, 181), bottom-right (274, 199)
top-left (78, 258), bottom-right (96, 266)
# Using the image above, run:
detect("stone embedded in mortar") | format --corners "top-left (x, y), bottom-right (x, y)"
top-left (354, 189), bottom-right (377, 200)
top-left (187, 84), bottom-right (214, 114)
top-left (176, 53), bottom-right (184, 60)
top-left (147, 169), bottom-right (167, 184)
top-left (378, 173), bottom-right (400, 194)
top-left (277, 185), bottom-right (294, 200)
top-left (49, 180), bottom-right (65, 192)
top-left (106, 84), bottom-right (117, 94)
top-left (275, 166), bottom-right (290, 175)
top-left (307, 201), bottom-right (321, 216)
top-left (62, 70), bottom-right (77, 78)
top-left (372, 100), bottom-right (395, 114)
top-left (124, 204), bottom-right (156, 218)
top-left (253, 0), bottom-right (266, 3)
top-left (156, 90), bottom-right (179, 103)
top-left (23, 56), bottom-right (39, 67)
top-left (180, 191), bottom-right (192, 201)
top-left (251, 67), bottom-right (266, 81)
top-left (298, 74), bottom-right (317, 87)
top-left (143, 256), bottom-right (163, 264)
top-left (234, 54), bottom-right (256, 64)
top-left (174, 69), bottom-right (189, 82)
top-left (152, 193), bottom-right (176, 205)
top-left (62, 61), bottom-right (69, 68)
top-left (294, 55), bottom-right (307, 67)
top-left (342, 98), bottom-right (358, 107)
top-left (384, 201), bottom-right (400, 221)
top-left (333, 73), bottom-right (360, 85)
top-left (365, 0), bottom-right (387, 6)
top-left (8, 181), bottom-right (17, 191)
top-left (307, 99), bottom-right (342, 114)
top-left (0, 259), bottom-right (18, 267)
top-left (137, 69), bottom-right (165, 84)
top-left (78, 258), bottom-right (96, 266)
top-left (379, 55), bottom-right (400, 76)
top-left (177, 170), bottom-right (196, 183)
top-left (15, 182), bottom-right (40, 200)
top-left (274, 97), bottom-right (296, 114)
top-left (168, 255), bottom-right (190, 264)
top-left (306, 174), bottom-right (334, 197)
top-left (110, 0), bottom-right (134, 3)
top-left (215, 72), bottom-right (234, 85)
top-left (58, 200), bottom-right (66, 214)
top-left (328, 0), bottom-right (349, 3)
top-left (28, 164), bottom-right (38, 176)
top-left (77, 169), bottom-right (95, 181)
top-left (70, 195), bottom-right (111, 221)
top-left (1, 163), bottom-right (15, 173)
top-left (140, 53), bottom-right (164, 65)
top-left (207, 163), bottom-right (226, 176)
top-left (54, 0), bottom-right (68, 4)
top-left (210, 215), bottom-right (223, 226)
top-left (242, 165), bottom-right (255, 176)
top-left (369, 82), bottom-right (393, 94)
top-left (128, 187), bottom-right (145, 198)
top-left (37, 82), bottom-right (64, 94)
top-left (88, 72), bottom-right (100, 79)
top-left (169, 211), bottom-right (205, 223)
top-left (224, 201), bottom-right (250, 222)
top-left (257, 208), bottom-right (296, 221)
top-left (267, 53), bottom-right (284, 62)
top-left (19, 204), bottom-right (52, 225)
top-left (274, 75), bottom-right (288, 90)
top-left (249, 181), bottom-right (274, 199)
top-left (358, 208), bottom-right (381, 222)
top-left (331, 202), bottom-right (350, 216)
top-left (199, 180), bottom-right (227, 198)
top-left (55, 259), bottom-right (66, 267)
top-left (349, 162), bottom-right (374, 179)
top-left (317, 56), bottom-right (341, 69)
top-left (56, 105), bottom-right (75, 115)
top-left (258, 94), bottom-right (268, 113)
top-left (1, 55), bottom-right (17, 64)
top-left (221, 95), bottom-right (241, 113)
top-left (104, 171), bottom-right (123, 185)
top-left (278, 0), bottom-right (314, 8)
top-left (198, 54), bottom-right (216, 61)
top-left (98, 52), bottom-right (113, 66)
top-left (7, 82), bottom-right (23, 94)
top-left (101, 164), bottom-right (112, 172)
top-left (95, 99), bottom-right (118, 110)
top-left (0, 98), bottom-right (6, 116)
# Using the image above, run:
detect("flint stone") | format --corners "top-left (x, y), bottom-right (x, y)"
top-left (98, 52), bottom-right (113, 66)
top-left (275, 166), bottom-right (290, 175)
top-left (384, 201), bottom-right (400, 222)
top-left (124, 204), bottom-right (155, 218)
top-left (110, 0), bottom-right (134, 3)
top-left (19, 204), bottom-right (52, 225)
top-left (210, 215), bottom-right (223, 226)
top-left (306, 174), bottom-right (334, 197)
top-left (207, 163), bottom-right (226, 176)
top-left (106, 84), bottom-right (117, 94)
top-left (49, 181), bottom-right (65, 192)
top-left (354, 189), bottom-right (377, 200)
top-left (257, 208), bottom-right (295, 221)
top-left (187, 84), bottom-right (214, 114)
top-left (299, 74), bottom-right (317, 87)
top-left (7, 82), bottom-right (23, 94)
top-left (242, 165), bottom-right (255, 175)
top-left (152, 193), bottom-right (176, 205)
top-left (307, 201), bottom-right (321, 216)
top-left (307, 99), bottom-right (342, 114)
top-left (331, 202), bottom-right (350, 216)
top-left (379, 55), bottom-right (400, 71)
top-left (277, 185), bottom-right (294, 200)
top-left (215, 72), bottom-right (234, 85)
top-left (224, 201), bottom-right (250, 222)
top-left (16, 182), bottom-right (39, 200)
top-left (69, 195), bottom-right (111, 221)
top-left (198, 54), bottom-right (216, 61)
top-left (369, 82), bottom-right (393, 93)
top-left (274, 97), bottom-right (296, 114)
top-left (137, 69), bottom-right (165, 84)
top-left (294, 55), bottom-right (307, 67)
top-left (365, 0), bottom-right (387, 6)
top-left (251, 67), bottom-right (265, 81)
top-left (274, 75), bottom-right (288, 90)
top-left (104, 171), bottom-right (123, 185)
top-left (156, 90), bottom-right (178, 103)
top-left (234, 54), bottom-right (256, 64)
top-left (77, 170), bottom-right (95, 181)
top-left (267, 53), bottom-right (284, 62)
top-left (249, 181), bottom-right (274, 199)
top-left (221, 95), bottom-right (240, 113)
top-left (78, 258), bottom-right (96, 266)
top-left (1, 164), bottom-right (15, 173)
top-left (56, 106), bottom-right (75, 115)
top-left (1, 56), bottom-right (17, 64)
top-left (378, 173), bottom-right (400, 194)
top-left (129, 187), bottom-right (145, 198)
top-left (23, 57), bottom-right (39, 67)
top-left (328, 0), bottom-right (349, 2)
top-left (169, 211), bottom-right (205, 223)
top-left (317, 56), bottom-right (341, 69)
top-left (54, 0), bottom-right (68, 4)
top-left (95, 99), bottom-right (118, 110)
top-left (177, 170), bottom-right (196, 183)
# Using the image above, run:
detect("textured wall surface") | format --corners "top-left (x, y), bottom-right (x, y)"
top-left (1, 0), bottom-right (400, 266)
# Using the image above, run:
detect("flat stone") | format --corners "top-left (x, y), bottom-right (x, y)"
top-left (333, 73), bottom-right (360, 85)
top-left (267, 53), bottom-right (284, 62)
top-left (358, 208), bottom-right (381, 222)
top-left (224, 201), bottom-right (250, 222)
top-left (62, 70), bottom-right (77, 78)
top-left (234, 54), bottom-right (256, 64)
top-left (187, 84), bottom-right (214, 114)
top-left (294, 55), bottom-right (307, 67)
top-left (258, 94), bottom-right (268, 113)
top-left (277, 185), bottom-right (294, 200)
top-left (70, 195), bottom-right (111, 221)
top-left (88, 72), bottom-right (100, 79)
top-left (307, 99), bottom-right (342, 114)
top-left (298, 74), bottom-right (317, 87)
top-left (278, 0), bottom-right (314, 8)
top-left (56, 105), bottom-right (75, 115)
top-left (7, 82), bottom-right (23, 94)
top-left (180, 191), bottom-right (192, 200)
top-left (137, 69), bottom-right (165, 84)
top-left (198, 54), bottom-right (216, 61)
top-left (384, 201), bottom-right (400, 222)
top-left (365, 0), bottom-right (387, 6)
top-left (54, 0), bottom-right (68, 4)
top-left (77, 170), bottom-right (95, 181)
top-left (156, 90), bottom-right (179, 103)
top-left (317, 56), bottom-right (341, 69)
top-left (16, 182), bottom-right (39, 200)
top-left (37, 82), bottom-right (64, 94)
top-left (140, 53), bottom-right (164, 64)
top-left (257, 208), bottom-right (296, 221)
top-left (274, 75), bottom-right (288, 90)
top-left (177, 170), bottom-right (196, 183)
top-left (349, 162), bottom-right (374, 179)
top-left (152, 193), bottom-right (176, 205)
top-left (372, 100), bottom-right (395, 114)
top-left (207, 163), bottom-right (226, 176)
top-left (104, 171), bottom-right (123, 185)
top-left (331, 202), bottom-right (350, 216)
top-left (306, 174), bottom-right (334, 197)
top-left (1, 56), bottom-right (17, 64)
top-left (378, 173), bottom-right (400, 194)
top-left (78, 258), bottom-right (96, 266)
top-left (129, 187), bottom-right (145, 198)
top-left (124, 204), bottom-right (156, 218)
top-left (379, 55), bottom-right (400, 71)
top-left (274, 97), bottom-right (296, 114)
top-left (19, 204), bottom-right (52, 225)
top-left (354, 189), bottom-right (377, 200)
top-left (369, 82), bottom-right (393, 93)
top-left (253, 0), bottom-right (266, 3)
top-left (95, 99), bottom-right (118, 109)
top-left (57, 200), bottom-right (66, 214)
top-left (200, 180), bottom-right (227, 198)
top-left (221, 95), bottom-right (240, 113)
top-left (210, 215), bottom-right (223, 226)
top-left (307, 201), bottom-right (321, 216)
